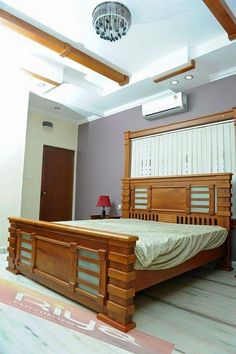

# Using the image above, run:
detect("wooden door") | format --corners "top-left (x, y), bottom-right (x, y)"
top-left (40, 145), bottom-right (74, 221)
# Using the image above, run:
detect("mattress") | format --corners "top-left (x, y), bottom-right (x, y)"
top-left (58, 219), bottom-right (227, 270)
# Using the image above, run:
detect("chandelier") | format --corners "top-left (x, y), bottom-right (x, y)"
top-left (92, 2), bottom-right (131, 42)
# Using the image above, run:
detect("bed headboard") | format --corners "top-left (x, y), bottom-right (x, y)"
top-left (121, 173), bottom-right (232, 230)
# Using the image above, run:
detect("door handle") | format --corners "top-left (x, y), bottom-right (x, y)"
top-left (41, 191), bottom-right (47, 197)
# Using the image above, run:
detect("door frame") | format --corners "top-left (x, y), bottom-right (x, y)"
top-left (39, 144), bottom-right (77, 221)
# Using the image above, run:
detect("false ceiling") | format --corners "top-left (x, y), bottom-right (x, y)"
top-left (0, 0), bottom-right (236, 123)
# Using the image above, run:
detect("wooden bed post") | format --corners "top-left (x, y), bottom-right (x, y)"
top-left (122, 178), bottom-right (130, 218)
top-left (217, 231), bottom-right (233, 271)
top-left (122, 131), bottom-right (131, 219)
top-left (6, 221), bottom-right (20, 274)
top-left (215, 172), bottom-right (233, 271)
top-left (216, 217), bottom-right (233, 271)
top-left (97, 238), bottom-right (137, 332)
top-left (124, 131), bottom-right (131, 179)
top-left (233, 107), bottom-right (236, 121)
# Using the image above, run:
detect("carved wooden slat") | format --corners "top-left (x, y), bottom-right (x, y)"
top-left (20, 255), bottom-right (31, 262)
top-left (186, 185), bottom-right (191, 213)
top-left (31, 233), bottom-right (36, 272)
top-left (108, 284), bottom-right (135, 300)
top-left (77, 267), bottom-right (99, 277)
top-left (78, 255), bottom-right (100, 264)
top-left (109, 252), bottom-right (136, 264)
top-left (77, 278), bottom-right (99, 291)
top-left (97, 249), bottom-right (108, 307)
top-left (16, 230), bottom-right (22, 266)
top-left (69, 242), bottom-right (77, 292)
top-left (108, 268), bottom-right (136, 282)
top-left (107, 301), bottom-right (135, 319)
top-left (7, 246), bottom-right (14, 253)
top-left (159, 214), bottom-right (177, 223)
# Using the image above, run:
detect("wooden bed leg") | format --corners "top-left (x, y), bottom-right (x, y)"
top-left (97, 313), bottom-right (136, 333)
top-left (216, 257), bottom-right (233, 271)
top-left (216, 232), bottom-right (233, 271)
top-left (6, 266), bottom-right (21, 275)
top-left (97, 240), bottom-right (136, 332)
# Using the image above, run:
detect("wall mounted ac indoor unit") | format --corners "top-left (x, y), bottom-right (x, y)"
top-left (142, 92), bottom-right (188, 120)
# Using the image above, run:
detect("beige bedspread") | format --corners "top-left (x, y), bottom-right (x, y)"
top-left (58, 219), bottom-right (227, 270)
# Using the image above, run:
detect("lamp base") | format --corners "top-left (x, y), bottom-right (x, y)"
top-left (101, 208), bottom-right (106, 219)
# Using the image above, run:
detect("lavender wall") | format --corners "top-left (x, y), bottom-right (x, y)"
top-left (75, 75), bottom-right (236, 260)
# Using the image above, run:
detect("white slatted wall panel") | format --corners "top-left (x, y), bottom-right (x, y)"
top-left (131, 120), bottom-right (236, 216)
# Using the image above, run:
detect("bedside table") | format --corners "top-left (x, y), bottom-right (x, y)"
top-left (90, 214), bottom-right (121, 219)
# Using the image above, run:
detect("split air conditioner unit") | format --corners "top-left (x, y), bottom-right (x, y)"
top-left (142, 92), bottom-right (188, 120)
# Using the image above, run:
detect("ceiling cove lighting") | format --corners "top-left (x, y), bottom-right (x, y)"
top-left (185, 75), bottom-right (193, 80)
top-left (92, 2), bottom-right (131, 42)
top-left (170, 80), bottom-right (179, 85)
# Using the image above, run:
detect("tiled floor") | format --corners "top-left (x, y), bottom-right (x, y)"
top-left (0, 254), bottom-right (235, 354)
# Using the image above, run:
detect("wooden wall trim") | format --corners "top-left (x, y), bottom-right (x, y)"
top-left (0, 9), bottom-right (129, 86)
top-left (202, 0), bottom-right (236, 41)
top-left (128, 108), bottom-right (235, 139)
top-left (123, 172), bottom-right (232, 181)
top-left (153, 60), bottom-right (196, 84)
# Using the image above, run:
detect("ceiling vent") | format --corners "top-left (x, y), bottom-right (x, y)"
top-left (142, 92), bottom-right (188, 120)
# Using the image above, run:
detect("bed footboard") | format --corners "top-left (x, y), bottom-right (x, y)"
top-left (7, 217), bottom-right (138, 332)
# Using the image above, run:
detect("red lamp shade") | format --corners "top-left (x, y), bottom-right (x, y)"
top-left (96, 195), bottom-right (111, 207)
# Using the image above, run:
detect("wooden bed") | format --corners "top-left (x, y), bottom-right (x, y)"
top-left (7, 172), bottom-right (232, 332)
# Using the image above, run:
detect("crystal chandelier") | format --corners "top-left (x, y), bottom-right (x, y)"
top-left (92, 2), bottom-right (131, 42)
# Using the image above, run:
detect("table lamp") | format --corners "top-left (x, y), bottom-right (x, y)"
top-left (96, 195), bottom-right (111, 218)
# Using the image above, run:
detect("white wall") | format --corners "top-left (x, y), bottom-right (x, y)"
top-left (21, 110), bottom-right (78, 220)
top-left (0, 65), bottom-right (29, 250)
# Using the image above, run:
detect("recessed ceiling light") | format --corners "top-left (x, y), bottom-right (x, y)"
top-left (21, 69), bottom-right (61, 94)
top-left (185, 75), bottom-right (193, 80)
top-left (170, 80), bottom-right (179, 85)
top-left (37, 82), bottom-right (46, 87)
